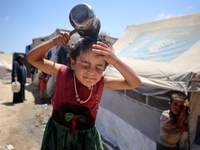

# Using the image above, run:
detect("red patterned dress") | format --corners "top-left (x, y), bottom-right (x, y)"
top-left (41, 65), bottom-right (104, 150)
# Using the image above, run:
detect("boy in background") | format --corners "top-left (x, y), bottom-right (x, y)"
top-left (157, 91), bottom-right (190, 150)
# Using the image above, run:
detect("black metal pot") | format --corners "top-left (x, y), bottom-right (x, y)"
top-left (69, 3), bottom-right (101, 40)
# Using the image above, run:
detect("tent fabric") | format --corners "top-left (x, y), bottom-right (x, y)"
top-left (99, 90), bottom-right (162, 142)
top-left (0, 53), bottom-right (13, 79)
top-left (98, 13), bottom-right (200, 150)
top-left (96, 106), bottom-right (156, 150)
top-left (0, 53), bottom-right (13, 71)
top-left (107, 12), bottom-right (200, 93)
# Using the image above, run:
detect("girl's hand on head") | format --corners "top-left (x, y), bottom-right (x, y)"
top-left (92, 41), bottom-right (117, 65)
top-left (53, 32), bottom-right (70, 46)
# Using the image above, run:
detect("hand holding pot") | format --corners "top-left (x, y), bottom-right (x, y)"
top-left (55, 3), bottom-right (101, 55)
top-left (53, 32), bottom-right (71, 46)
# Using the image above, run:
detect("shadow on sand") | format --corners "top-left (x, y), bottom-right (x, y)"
top-left (1, 102), bottom-right (15, 106)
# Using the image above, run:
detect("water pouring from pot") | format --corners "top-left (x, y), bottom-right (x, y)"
top-left (55, 3), bottom-right (101, 55)
top-left (69, 3), bottom-right (101, 40)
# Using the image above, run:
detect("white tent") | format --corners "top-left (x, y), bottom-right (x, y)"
top-left (96, 12), bottom-right (200, 150)
top-left (0, 53), bottom-right (13, 82)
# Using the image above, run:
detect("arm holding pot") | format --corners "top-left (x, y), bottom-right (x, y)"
top-left (26, 32), bottom-right (70, 77)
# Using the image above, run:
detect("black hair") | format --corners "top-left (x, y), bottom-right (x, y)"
top-left (67, 35), bottom-right (110, 68)
top-left (170, 91), bottom-right (187, 103)
top-left (15, 54), bottom-right (24, 61)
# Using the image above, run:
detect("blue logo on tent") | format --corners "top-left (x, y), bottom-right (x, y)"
top-left (117, 25), bottom-right (200, 62)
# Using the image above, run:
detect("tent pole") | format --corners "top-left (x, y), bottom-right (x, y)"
top-left (187, 92), bottom-right (191, 150)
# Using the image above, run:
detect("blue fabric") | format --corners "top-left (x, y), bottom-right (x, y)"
top-left (117, 24), bottom-right (200, 62)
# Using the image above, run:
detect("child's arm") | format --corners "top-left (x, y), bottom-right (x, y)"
top-left (168, 100), bottom-right (189, 131)
top-left (26, 32), bottom-right (70, 76)
top-left (92, 41), bottom-right (141, 90)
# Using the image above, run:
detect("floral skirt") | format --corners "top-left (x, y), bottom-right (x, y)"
top-left (41, 117), bottom-right (104, 150)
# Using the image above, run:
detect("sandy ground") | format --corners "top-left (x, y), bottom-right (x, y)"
top-left (0, 81), bottom-right (52, 150)
top-left (0, 80), bottom-right (118, 150)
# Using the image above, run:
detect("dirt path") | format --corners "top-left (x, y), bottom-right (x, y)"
top-left (0, 81), bottom-right (118, 150)
top-left (0, 82), bottom-right (52, 150)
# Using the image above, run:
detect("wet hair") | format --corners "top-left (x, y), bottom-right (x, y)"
top-left (170, 91), bottom-right (187, 103)
top-left (67, 35), bottom-right (110, 68)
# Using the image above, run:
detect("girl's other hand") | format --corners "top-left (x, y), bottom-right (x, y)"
top-left (53, 32), bottom-right (70, 46)
top-left (92, 41), bottom-right (117, 65)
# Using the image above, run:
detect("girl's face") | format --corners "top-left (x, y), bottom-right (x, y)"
top-left (71, 49), bottom-right (106, 87)
top-left (169, 98), bottom-right (185, 115)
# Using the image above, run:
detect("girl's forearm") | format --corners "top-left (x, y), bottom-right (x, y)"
top-left (25, 32), bottom-right (69, 77)
top-left (26, 39), bottom-right (55, 64)
top-left (113, 58), bottom-right (141, 89)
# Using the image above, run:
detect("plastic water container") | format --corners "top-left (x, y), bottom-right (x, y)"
top-left (12, 81), bottom-right (21, 93)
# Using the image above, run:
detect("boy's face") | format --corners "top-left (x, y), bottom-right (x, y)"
top-left (70, 49), bottom-right (106, 88)
top-left (169, 98), bottom-right (185, 115)
top-left (41, 73), bottom-right (45, 78)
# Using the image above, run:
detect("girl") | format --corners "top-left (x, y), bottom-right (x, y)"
top-left (26, 32), bottom-right (141, 150)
